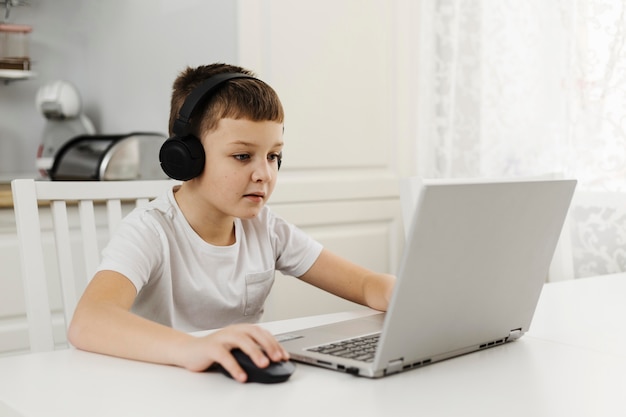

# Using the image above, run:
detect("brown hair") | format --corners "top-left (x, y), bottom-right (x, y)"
top-left (168, 63), bottom-right (284, 138)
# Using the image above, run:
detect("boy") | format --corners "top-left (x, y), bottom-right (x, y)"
top-left (68, 63), bottom-right (395, 383)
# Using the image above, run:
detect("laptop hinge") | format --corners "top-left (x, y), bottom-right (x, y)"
top-left (385, 359), bottom-right (404, 375)
top-left (508, 328), bottom-right (523, 341)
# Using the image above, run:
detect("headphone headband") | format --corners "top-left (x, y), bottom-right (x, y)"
top-left (160, 71), bottom-right (280, 181)
top-left (173, 72), bottom-right (256, 136)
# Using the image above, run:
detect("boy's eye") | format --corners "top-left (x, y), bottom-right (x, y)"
top-left (268, 152), bottom-right (282, 162)
top-left (234, 154), bottom-right (250, 162)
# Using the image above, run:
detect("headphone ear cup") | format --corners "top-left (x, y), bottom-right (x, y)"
top-left (159, 135), bottom-right (206, 181)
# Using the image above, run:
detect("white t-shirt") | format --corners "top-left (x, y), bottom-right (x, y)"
top-left (97, 186), bottom-right (323, 331)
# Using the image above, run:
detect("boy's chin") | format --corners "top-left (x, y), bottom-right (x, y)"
top-left (237, 208), bottom-right (263, 220)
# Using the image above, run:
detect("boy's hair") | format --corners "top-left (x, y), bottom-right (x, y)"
top-left (168, 63), bottom-right (284, 138)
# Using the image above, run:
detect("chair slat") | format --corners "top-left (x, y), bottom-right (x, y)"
top-left (50, 200), bottom-right (78, 330)
top-left (11, 179), bottom-right (178, 352)
top-left (11, 179), bottom-right (55, 352)
top-left (78, 200), bottom-right (100, 282)
top-left (106, 199), bottom-right (123, 238)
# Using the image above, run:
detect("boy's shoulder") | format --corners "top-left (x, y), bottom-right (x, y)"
top-left (123, 186), bottom-right (178, 227)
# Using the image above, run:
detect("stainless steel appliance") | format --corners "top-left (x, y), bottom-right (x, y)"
top-left (49, 132), bottom-right (168, 181)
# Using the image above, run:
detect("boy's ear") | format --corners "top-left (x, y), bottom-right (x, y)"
top-left (160, 72), bottom-right (257, 180)
top-left (159, 134), bottom-right (205, 181)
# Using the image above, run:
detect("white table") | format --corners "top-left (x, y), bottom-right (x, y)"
top-left (1, 275), bottom-right (625, 417)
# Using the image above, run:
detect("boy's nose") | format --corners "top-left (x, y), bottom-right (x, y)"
top-left (252, 160), bottom-right (274, 182)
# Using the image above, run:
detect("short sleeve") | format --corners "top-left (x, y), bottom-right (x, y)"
top-left (96, 210), bottom-right (164, 293)
top-left (268, 210), bottom-right (323, 278)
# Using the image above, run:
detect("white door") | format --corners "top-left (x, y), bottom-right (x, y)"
top-left (237, 1), bottom-right (419, 320)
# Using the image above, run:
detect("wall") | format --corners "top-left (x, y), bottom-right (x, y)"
top-left (0, 0), bottom-right (238, 175)
top-left (236, 0), bottom-right (418, 319)
top-left (0, 0), bottom-right (421, 353)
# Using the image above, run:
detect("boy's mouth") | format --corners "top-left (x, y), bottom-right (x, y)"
top-left (243, 192), bottom-right (265, 202)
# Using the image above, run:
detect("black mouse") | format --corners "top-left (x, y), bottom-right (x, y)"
top-left (215, 349), bottom-right (296, 383)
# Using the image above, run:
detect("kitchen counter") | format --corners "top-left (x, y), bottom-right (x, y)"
top-left (0, 173), bottom-right (39, 209)
top-left (0, 184), bottom-right (12, 209)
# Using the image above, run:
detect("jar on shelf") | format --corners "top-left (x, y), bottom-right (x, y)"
top-left (0, 23), bottom-right (32, 71)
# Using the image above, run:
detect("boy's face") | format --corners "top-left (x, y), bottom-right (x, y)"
top-left (196, 117), bottom-right (284, 220)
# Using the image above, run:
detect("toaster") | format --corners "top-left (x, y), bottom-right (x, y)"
top-left (48, 132), bottom-right (169, 181)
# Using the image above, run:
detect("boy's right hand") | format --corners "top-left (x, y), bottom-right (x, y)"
top-left (178, 323), bottom-right (290, 383)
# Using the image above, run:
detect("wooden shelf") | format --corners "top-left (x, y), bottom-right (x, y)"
top-left (0, 69), bottom-right (35, 84)
top-left (0, 184), bottom-right (12, 208)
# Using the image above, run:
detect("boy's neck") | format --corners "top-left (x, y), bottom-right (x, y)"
top-left (173, 184), bottom-right (236, 246)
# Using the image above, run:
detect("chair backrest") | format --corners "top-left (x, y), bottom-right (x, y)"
top-left (11, 179), bottom-right (178, 352)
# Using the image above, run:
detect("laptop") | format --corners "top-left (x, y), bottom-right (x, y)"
top-left (276, 178), bottom-right (577, 378)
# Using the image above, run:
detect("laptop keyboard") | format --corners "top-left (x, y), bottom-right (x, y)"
top-left (307, 333), bottom-right (380, 363)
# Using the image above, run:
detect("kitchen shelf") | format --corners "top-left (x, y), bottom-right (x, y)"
top-left (0, 69), bottom-right (35, 84)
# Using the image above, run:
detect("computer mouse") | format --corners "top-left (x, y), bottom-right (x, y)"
top-left (215, 348), bottom-right (296, 384)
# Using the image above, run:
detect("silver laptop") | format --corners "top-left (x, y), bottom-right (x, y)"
top-left (276, 178), bottom-right (577, 378)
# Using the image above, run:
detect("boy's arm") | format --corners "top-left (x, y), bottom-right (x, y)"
top-left (298, 248), bottom-right (396, 311)
top-left (67, 270), bottom-right (288, 383)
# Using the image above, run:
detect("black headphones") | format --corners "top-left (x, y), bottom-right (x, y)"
top-left (159, 72), bottom-right (281, 181)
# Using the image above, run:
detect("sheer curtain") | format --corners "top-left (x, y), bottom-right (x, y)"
top-left (416, 0), bottom-right (626, 278)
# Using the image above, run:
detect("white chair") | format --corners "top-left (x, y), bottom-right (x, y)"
top-left (11, 179), bottom-right (177, 352)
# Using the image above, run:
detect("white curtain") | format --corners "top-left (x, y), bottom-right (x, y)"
top-left (416, 0), bottom-right (626, 277)
top-left (417, 0), bottom-right (626, 188)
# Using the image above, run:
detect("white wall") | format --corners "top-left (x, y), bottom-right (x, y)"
top-left (0, 0), bottom-right (238, 175)
top-left (0, 1), bottom-right (420, 179)
top-left (236, 0), bottom-right (418, 320)
top-left (0, 0), bottom-right (421, 353)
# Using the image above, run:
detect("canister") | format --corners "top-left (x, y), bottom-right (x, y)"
top-left (0, 23), bottom-right (32, 70)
